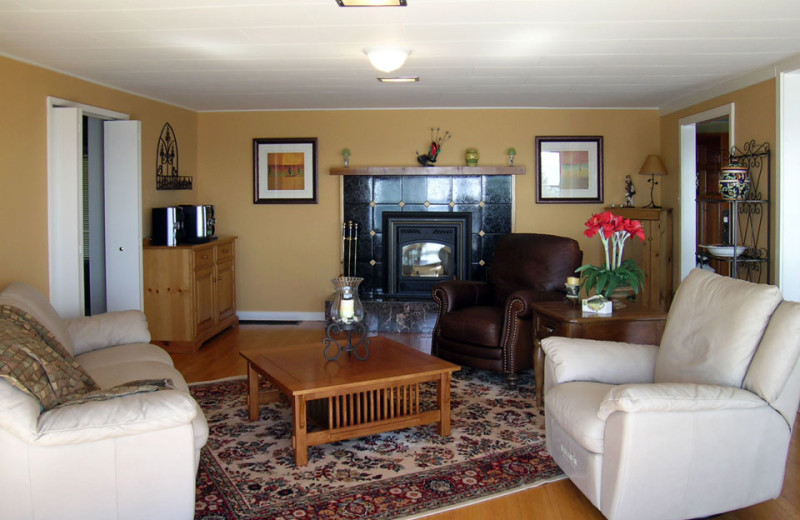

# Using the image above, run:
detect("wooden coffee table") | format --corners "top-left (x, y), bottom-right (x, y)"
top-left (240, 337), bottom-right (460, 466)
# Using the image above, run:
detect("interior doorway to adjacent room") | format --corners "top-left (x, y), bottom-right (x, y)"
top-left (678, 104), bottom-right (735, 282)
top-left (695, 115), bottom-right (731, 276)
top-left (47, 97), bottom-right (143, 318)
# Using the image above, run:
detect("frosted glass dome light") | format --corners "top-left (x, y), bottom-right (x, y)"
top-left (366, 48), bottom-right (410, 73)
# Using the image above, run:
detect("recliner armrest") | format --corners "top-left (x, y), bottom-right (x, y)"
top-left (432, 280), bottom-right (492, 312)
top-left (542, 337), bottom-right (658, 388)
top-left (598, 383), bottom-right (767, 421)
top-left (65, 310), bottom-right (152, 356)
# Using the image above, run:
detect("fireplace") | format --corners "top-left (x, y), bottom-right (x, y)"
top-left (383, 212), bottom-right (471, 297)
top-left (337, 173), bottom-right (513, 332)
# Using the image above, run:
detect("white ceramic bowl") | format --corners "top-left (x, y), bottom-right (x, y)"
top-left (701, 245), bottom-right (747, 258)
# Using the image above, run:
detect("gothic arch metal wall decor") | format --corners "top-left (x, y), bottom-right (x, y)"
top-left (156, 122), bottom-right (193, 190)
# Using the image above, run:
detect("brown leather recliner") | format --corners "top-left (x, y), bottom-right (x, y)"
top-left (431, 233), bottom-right (583, 386)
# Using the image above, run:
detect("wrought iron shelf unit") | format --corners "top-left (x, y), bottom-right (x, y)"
top-left (696, 140), bottom-right (770, 283)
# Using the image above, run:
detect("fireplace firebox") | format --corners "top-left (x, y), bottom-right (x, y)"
top-left (383, 212), bottom-right (471, 297)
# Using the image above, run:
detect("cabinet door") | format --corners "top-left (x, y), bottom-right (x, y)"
top-left (216, 258), bottom-right (236, 322)
top-left (194, 265), bottom-right (217, 335)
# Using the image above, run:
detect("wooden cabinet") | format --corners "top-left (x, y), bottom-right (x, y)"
top-left (144, 236), bottom-right (238, 353)
top-left (531, 300), bottom-right (667, 403)
top-left (606, 206), bottom-right (673, 310)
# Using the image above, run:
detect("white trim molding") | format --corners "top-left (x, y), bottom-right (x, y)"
top-left (237, 311), bottom-right (325, 322)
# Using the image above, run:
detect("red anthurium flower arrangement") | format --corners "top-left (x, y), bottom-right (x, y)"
top-left (576, 211), bottom-right (646, 298)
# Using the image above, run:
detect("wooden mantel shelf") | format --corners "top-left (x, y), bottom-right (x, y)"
top-left (330, 165), bottom-right (525, 176)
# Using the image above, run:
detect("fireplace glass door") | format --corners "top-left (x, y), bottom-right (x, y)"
top-left (384, 212), bottom-right (471, 297)
top-left (401, 243), bottom-right (452, 278)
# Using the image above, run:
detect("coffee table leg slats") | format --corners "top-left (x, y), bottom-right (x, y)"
top-left (325, 383), bottom-right (422, 429)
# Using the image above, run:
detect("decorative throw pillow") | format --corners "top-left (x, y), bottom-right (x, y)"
top-left (0, 305), bottom-right (98, 410)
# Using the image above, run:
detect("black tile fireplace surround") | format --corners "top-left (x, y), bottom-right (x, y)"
top-left (342, 174), bottom-right (513, 300)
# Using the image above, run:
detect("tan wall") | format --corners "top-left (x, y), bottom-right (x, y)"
top-left (198, 109), bottom-right (660, 313)
top-left (0, 56), bottom-right (198, 294)
top-left (659, 79), bottom-right (776, 286)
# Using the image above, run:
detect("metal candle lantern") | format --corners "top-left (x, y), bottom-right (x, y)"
top-left (324, 276), bottom-right (370, 360)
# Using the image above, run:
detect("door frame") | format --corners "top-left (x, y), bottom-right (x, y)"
top-left (678, 104), bottom-right (735, 282)
top-left (777, 64), bottom-right (800, 302)
top-left (46, 96), bottom-right (131, 317)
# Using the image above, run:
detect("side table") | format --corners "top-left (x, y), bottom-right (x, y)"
top-left (532, 300), bottom-right (668, 403)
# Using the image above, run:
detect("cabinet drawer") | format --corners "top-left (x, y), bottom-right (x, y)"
top-left (194, 246), bottom-right (215, 269)
top-left (217, 240), bottom-right (235, 262)
top-left (535, 315), bottom-right (565, 340)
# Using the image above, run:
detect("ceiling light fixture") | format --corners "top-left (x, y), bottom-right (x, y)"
top-left (366, 48), bottom-right (409, 73)
top-left (336, 0), bottom-right (406, 6)
top-left (377, 76), bottom-right (419, 83)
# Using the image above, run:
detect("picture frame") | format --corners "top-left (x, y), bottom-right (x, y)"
top-left (253, 137), bottom-right (318, 204)
top-left (535, 136), bottom-right (603, 203)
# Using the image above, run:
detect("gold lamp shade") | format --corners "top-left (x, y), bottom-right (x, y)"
top-left (638, 155), bottom-right (667, 176)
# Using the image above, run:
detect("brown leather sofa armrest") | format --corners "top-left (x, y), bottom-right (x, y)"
top-left (432, 280), bottom-right (492, 313)
top-left (505, 288), bottom-right (565, 319)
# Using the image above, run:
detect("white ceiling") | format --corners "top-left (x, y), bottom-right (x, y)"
top-left (1, 0), bottom-right (800, 112)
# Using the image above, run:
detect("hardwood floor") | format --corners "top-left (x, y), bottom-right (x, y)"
top-left (171, 323), bottom-right (800, 520)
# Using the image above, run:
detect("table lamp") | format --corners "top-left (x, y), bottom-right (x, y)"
top-left (638, 155), bottom-right (667, 208)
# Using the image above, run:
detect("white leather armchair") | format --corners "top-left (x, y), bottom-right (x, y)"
top-left (542, 269), bottom-right (800, 520)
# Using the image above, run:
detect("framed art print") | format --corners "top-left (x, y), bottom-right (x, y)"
top-left (535, 136), bottom-right (603, 203)
top-left (253, 137), bottom-right (318, 204)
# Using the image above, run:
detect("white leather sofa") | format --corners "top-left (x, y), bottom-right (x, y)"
top-left (543, 269), bottom-right (800, 520)
top-left (0, 282), bottom-right (208, 520)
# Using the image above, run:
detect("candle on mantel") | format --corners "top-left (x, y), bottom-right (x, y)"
top-left (567, 277), bottom-right (580, 286)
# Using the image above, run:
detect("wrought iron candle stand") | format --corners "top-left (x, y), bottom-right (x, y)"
top-left (324, 276), bottom-right (370, 360)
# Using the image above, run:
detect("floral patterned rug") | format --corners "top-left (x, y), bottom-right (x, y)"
top-left (191, 367), bottom-right (563, 520)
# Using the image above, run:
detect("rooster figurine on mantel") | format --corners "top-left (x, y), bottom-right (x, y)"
top-left (416, 127), bottom-right (452, 166)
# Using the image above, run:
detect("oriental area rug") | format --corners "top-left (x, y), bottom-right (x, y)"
top-left (190, 367), bottom-right (564, 520)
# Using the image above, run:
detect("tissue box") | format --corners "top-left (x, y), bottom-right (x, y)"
top-left (582, 296), bottom-right (613, 315)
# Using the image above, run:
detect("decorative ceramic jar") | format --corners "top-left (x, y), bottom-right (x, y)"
top-left (465, 148), bottom-right (479, 166)
top-left (719, 163), bottom-right (750, 200)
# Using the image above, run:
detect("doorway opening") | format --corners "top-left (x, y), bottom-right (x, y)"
top-left (678, 104), bottom-right (735, 281)
top-left (695, 115), bottom-right (731, 276)
top-left (82, 116), bottom-right (107, 315)
top-left (47, 97), bottom-right (142, 319)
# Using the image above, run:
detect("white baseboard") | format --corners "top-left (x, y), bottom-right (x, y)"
top-left (237, 311), bottom-right (325, 322)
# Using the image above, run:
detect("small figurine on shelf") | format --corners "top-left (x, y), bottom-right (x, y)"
top-left (507, 147), bottom-right (517, 166)
top-left (342, 148), bottom-right (351, 168)
top-left (625, 175), bottom-right (636, 207)
top-left (416, 127), bottom-right (451, 166)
